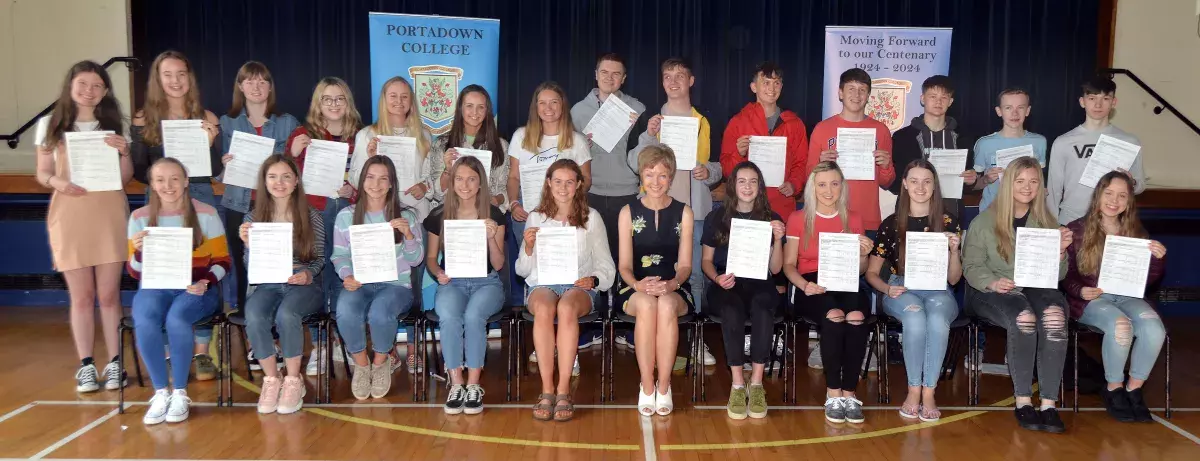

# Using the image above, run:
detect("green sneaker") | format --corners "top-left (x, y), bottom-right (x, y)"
top-left (727, 386), bottom-right (748, 420)
top-left (748, 384), bottom-right (768, 419)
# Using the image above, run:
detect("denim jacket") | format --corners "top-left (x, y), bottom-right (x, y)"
top-left (218, 111), bottom-right (300, 212)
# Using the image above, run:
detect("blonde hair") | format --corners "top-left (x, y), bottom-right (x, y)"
top-left (993, 156), bottom-right (1057, 262)
top-left (146, 158), bottom-right (204, 248)
top-left (521, 81), bottom-right (575, 152)
top-left (1077, 171), bottom-right (1147, 275)
top-left (303, 77), bottom-right (362, 139)
top-left (372, 76), bottom-right (429, 160)
top-left (140, 50), bottom-right (205, 147)
top-left (637, 144), bottom-right (677, 178)
top-left (800, 161), bottom-right (851, 250)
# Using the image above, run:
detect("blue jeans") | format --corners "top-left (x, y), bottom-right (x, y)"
top-left (336, 283), bottom-right (413, 355)
top-left (132, 288), bottom-right (219, 390)
top-left (189, 182), bottom-right (220, 346)
top-left (1077, 294), bottom-right (1166, 383)
top-left (435, 272), bottom-right (505, 370)
top-left (690, 219), bottom-right (705, 313)
top-left (527, 284), bottom-right (598, 307)
top-left (244, 283), bottom-right (323, 360)
top-left (881, 274), bottom-right (959, 388)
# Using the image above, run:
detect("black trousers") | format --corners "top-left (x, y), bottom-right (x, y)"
top-left (794, 272), bottom-right (869, 391)
top-left (706, 278), bottom-right (778, 367)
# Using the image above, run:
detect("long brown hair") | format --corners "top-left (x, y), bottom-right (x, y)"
top-left (521, 81), bottom-right (575, 152)
top-left (894, 159), bottom-right (947, 274)
top-left (352, 155), bottom-right (411, 226)
top-left (303, 77), bottom-right (363, 140)
top-left (714, 161), bottom-right (773, 246)
top-left (445, 84), bottom-right (504, 169)
top-left (227, 61), bottom-right (277, 118)
top-left (993, 156), bottom-right (1056, 262)
top-left (140, 50), bottom-right (205, 147)
top-left (43, 61), bottom-right (126, 148)
top-left (801, 161), bottom-right (851, 250)
top-left (372, 76), bottom-right (429, 159)
top-left (146, 158), bottom-right (204, 247)
top-left (1077, 171), bottom-right (1147, 275)
top-left (440, 156), bottom-right (493, 250)
top-left (251, 155), bottom-right (316, 262)
top-left (532, 159), bottom-right (590, 227)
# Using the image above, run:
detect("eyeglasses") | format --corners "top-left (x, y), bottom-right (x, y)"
top-left (320, 96), bottom-right (348, 107)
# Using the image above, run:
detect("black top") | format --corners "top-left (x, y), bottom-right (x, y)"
top-left (131, 125), bottom-right (224, 184)
top-left (701, 210), bottom-right (783, 274)
top-left (626, 198), bottom-right (688, 282)
top-left (1013, 212), bottom-right (1029, 230)
top-left (423, 204), bottom-right (506, 273)
top-left (872, 213), bottom-right (962, 275)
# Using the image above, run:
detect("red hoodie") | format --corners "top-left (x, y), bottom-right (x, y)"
top-left (720, 103), bottom-right (808, 221)
top-left (806, 114), bottom-right (895, 231)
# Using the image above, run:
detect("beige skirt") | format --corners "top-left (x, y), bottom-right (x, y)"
top-left (47, 190), bottom-right (129, 271)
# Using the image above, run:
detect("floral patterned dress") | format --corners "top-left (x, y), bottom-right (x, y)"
top-left (614, 197), bottom-right (695, 313)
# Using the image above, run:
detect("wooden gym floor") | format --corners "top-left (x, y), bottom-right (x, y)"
top-left (1, 305), bottom-right (1198, 460)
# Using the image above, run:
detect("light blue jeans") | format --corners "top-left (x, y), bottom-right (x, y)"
top-left (1077, 294), bottom-right (1166, 383)
top-left (880, 274), bottom-right (959, 388)
top-left (336, 283), bottom-right (413, 355)
top-left (132, 288), bottom-right (219, 390)
top-left (244, 283), bottom-right (323, 360)
top-left (435, 272), bottom-right (505, 370)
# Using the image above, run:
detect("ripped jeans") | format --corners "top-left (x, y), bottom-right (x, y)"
top-left (880, 275), bottom-right (959, 388)
top-left (967, 287), bottom-right (1068, 401)
top-left (1077, 294), bottom-right (1166, 384)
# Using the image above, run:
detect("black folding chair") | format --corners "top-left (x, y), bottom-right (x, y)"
top-left (117, 311), bottom-right (228, 414)
top-left (513, 284), bottom-right (610, 401)
top-left (222, 309), bottom-right (335, 404)
top-left (870, 289), bottom-right (974, 405)
top-left (420, 308), bottom-right (512, 400)
top-left (785, 284), bottom-right (884, 404)
top-left (1070, 320), bottom-right (1172, 418)
top-left (604, 279), bottom-right (700, 402)
top-left (694, 302), bottom-right (789, 403)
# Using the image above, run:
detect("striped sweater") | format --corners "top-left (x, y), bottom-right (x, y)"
top-left (127, 199), bottom-right (231, 286)
top-left (330, 206), bottom-right (424, 288)
top-left (242, 208), bottom-right (326, 278)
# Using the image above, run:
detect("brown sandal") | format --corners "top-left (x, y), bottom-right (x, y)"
top-left (553, 394), bottom-right (575, 422)
top-left (532, 393), bottom-right (555, 421)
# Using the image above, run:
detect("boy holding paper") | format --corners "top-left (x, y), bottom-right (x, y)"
top-left (720, 61), bottom-right (809, 221)
top-left (889, 75), bottom-right (977, 215)
top-left (1048, 75), bottom-right (1147, 225)
top-left (973, 87), bottom-right (1048, 212)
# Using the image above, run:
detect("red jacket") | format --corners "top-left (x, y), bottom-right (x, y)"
top-left (720, 103), bottom-right (808, 221)
top-left (287, 126), bottom-right (357, 211)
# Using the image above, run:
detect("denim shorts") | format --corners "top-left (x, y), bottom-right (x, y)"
top-left (527, 284), bottom-right (598, 312)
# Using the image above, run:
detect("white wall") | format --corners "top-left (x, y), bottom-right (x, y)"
top-left (1111, 0), bottom-right (1200, 189)
top-left (0, 0), bottom-right (131, 174)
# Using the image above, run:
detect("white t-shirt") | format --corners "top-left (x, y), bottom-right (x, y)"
top-left (508, 127), bottom-right (591, 167)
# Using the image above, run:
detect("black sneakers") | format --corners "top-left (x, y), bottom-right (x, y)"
top-left (1126, 388), bottom-right (1154, 423)
top-left (463, 384), bottom-right (485, 415)
top-left (1101, 388), bottom-right (1136, 423)
top-left (444, 384), bottom-right (466, 415)
top-left (1039, 407), bottom-right (1066, 433)
top-left (1014, 405), bottom-right (1043, 431)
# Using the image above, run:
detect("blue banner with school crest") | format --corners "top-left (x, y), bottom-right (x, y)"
top-left (821, 26), bottom-right (952, 133)
top-left (368, 13), bottom-right (500, 135)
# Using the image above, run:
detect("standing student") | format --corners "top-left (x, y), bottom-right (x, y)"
top-left (507, 81), bottom-right (592, 235)
top-left (807, 68), bottom-right (895, 233)
top-left (720, 61), bottom-right (809, 221)
top-left (629, 58), bottom-right (722, 363)
top-left (351, 76), bottom-right (434, 222)
top-left (973, 87), bottom-right (1048, 212)
top-left (1048, 75), bottom-right (1147, 225)
top-left (218, 61), bottom-right (300, 328)
top-left (782, 162), bottom-right (872, 424)
top-left (889, 75), bottom-right (978, 215)
top-left (865, 160), bottom-right (962, 422)
top-left (1064, 171), bottom-right (1166, 423)
top-left (424, 156), bottom-right (507, 415)
top-left (516, 159), bottom-right (615, 421)
top-left (701, 162), bottom-right (785, 420)
top-left (331, 156), bottom-right (423, 400)
top-left (130, 50), bottom-right (223, 382)
top-left (127, 158), bottom-right (230, 425)
top-left (237, 155), bottom-right (324, 415)
top-left (963, 156), bottom-right (1072, 433)
top-left (35, 61), bottom-right (131, 393)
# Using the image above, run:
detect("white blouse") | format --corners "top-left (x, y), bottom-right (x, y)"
top-left (515, 207), bottom-right (615, 290)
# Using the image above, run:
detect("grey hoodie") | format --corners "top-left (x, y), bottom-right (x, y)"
top-left (570, 89), bottom-right (647, 196)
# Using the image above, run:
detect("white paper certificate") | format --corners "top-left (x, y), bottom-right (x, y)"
top-left (303, 139), bottom-right (350, 199)
top-left (519, 161), bottom-right (551, 209)
top-left (455, 147), bottom-right (493, 182)
top-left (726, 218), bottom-right (772, 280)
top-left (1079, 134), bottom-right (1140, 188)
top-left (63, 131), bottom-right (121, 192)
top-left (818, 232), bottom-right (861, 292)
top-left (535, 226), bottom-right (580, 285)
top-left (247, 223), bottom-right (293, 285)
top-left (140, 227), bottom-right (193, 289)
top-left (161, 120), bottom-right (211, 177)
top-left (994, 144), bottom-right (1035, 170)
top-left (1097, 235), bottom-right (1152, 298)
top-left (582, 96), bottom-right (637, 153)
top-left (903, 232), bottom-right (949, 291)
top-left (928, 149), bottom-right (969, 200)
top-left (443, 220), bottom-right (488, 278)
top-left (835, 127), bottom-right (877, 181)
top-left (1013, 227), bottom-right (1061, 289)
top-left (222, 131), bottom-right (275, 190)
top-left (376, 136), bottom-right (418, 190)
top-left (659, 116), bottom-right (700, 170)
top-left (748, 136), bottom-right (788, 187)
top-left (348, 223), bottom-right (398, 284)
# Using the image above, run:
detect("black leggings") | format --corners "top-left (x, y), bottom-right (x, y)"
top-left (706, 279), bottom-right (778, 367)
top-left (795, 272), bottom-right (869, 391)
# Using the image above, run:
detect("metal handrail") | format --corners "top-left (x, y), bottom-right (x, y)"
top-left (1, 57), bottom-right (140, 149)
top-left (1103, 68), bottom-right (1200, 137)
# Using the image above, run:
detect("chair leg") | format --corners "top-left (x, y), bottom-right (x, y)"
top-left (1073, 328), bottom-right (1079, 413)
top-left (128, 326), bottom-right (145, 388)
top-left (782, 324), bottom-right (790, 404)
top-left (118, 325), bottom-right (127, 414)
top-left (1165, 334), bottom-right (1171, 419)
top-left (324, 320), bottom-right (334, 404)
top-left (880, 322), bottom-right (890, 404)
top-left (515, 319), bottom-right (523, 401)
top-left (506, 317), bottom-right (514, 402)
top-left (599, 319), bottom-right (608, 403)
top-left (606, 319), bottom-right (615, 402)
top-left (238, 327), bottom-right (254, 381)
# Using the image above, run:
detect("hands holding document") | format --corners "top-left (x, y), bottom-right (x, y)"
top-left (583, 96), bottom-right (638, 153)
top-left (162, 120), bottom-right (212, 177)
top-left (64, 131), bottom-right (122, 192)
top-left (534, 227), bottom-right (579, 285)
top-left (1080, 134), bottom-right (1140, 188)
top-left (1096, 235), bottom-right (1163, 298)
top-left (138, 227), bottom-right (194, 290)
top-left (748, 136), bottom-right (788, 188)
top-left (443, 220), bottom-right (488, 278)
top-left (348, 222), bottom-right (399, 285)
top-left (724, 218), bottom-right (773, 280)
top-left (303, 140), bottom-right (350, 199)
top-left (245, 223), bottom-right (294, 285)
top-left (927, 149), bottom-right (969, 199)
top-left (658, 116), bottom-right (700, 170)
top-left (817, 233), bottom-right (863, 293)
top-left (834, 128), bottom-right (877, 180)
top-left (222, 131), bottom-right (275, 189)
top-left (1012, 227), bottom-right (1071, 289)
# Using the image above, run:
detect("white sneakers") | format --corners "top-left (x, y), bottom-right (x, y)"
top-left (144, 389), bottom-right (190, 425)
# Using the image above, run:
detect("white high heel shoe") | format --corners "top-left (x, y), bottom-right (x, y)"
top-left (655, 385), bottom-right (673, 416)
top-left (638, 384), bottom-right (656, 417)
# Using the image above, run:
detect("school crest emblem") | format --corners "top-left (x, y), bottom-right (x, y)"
top-left (867, 78), bottom-right (912, 133)
top-left (409, 65), bottom-right (464, 135)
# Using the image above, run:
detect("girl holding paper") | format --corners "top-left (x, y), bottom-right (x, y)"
top-left (428, 84), bottom-right (511, 210)
top-left (330, 155), bottom-right (423, 400)
top-left (36, 61), bottom-right (132, 394)
top-left (782, 161), bottom-right (872, 424)
top-left (865, 160), bottom-right (962, 422)
top-left (423, 156), bottom-right (507, 415)
top-left (126, 158), bottom-right (230, 424)
top-left (351, 76), bottom-right (434, 221)
top-left (962, 156), bottom-right (1072, 433)
top-left (701, 161), bottom-right (785, 420)
top-left (237, 155), bottom-right (324, 414)
top-left (516, 159), bottom-right (615, 421)
top-left (506, 82), bottom-right (592, 234)
top-left (1064, 170), bottom-right (1166, 423)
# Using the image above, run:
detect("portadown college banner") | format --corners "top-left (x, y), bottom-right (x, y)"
top-left (368, 13), bottom-right (500, 135)
top-left (821, 26), bottom-right (952, 132)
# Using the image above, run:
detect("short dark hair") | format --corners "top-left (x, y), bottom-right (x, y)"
top-left (1081, 75), bottom-right (1117, 96)
top-left (752, 61), bottom-right (783, 82)
top-left (996, 87), bottom-right (1030, 106)
top-left (661, 57), bottom-right (692, 76)
top-left (839, 68), bottom-right (872, 92)
top-left (596, 52), bottom-right (626, 70)
top-left (922, 75), bottom-right (954, 96)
